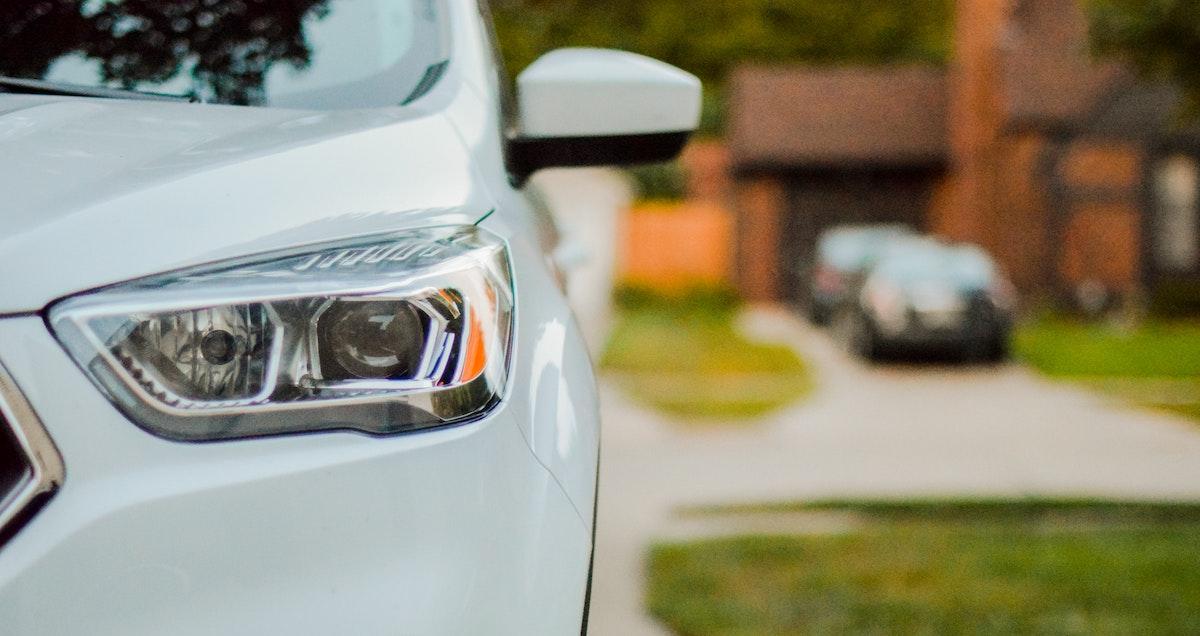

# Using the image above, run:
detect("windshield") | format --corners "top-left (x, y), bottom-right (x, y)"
top-left (875, 246), bottom-right (997, 291)
top-left (0, 0), bottom-right (449, 109)
top-left (818, 225), bottom-right (913, 273)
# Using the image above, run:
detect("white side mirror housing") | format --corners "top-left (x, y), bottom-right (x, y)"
top-left (510, 48), bottom-right (702, 182)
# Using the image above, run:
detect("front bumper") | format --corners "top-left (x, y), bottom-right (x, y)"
top-left (0, 316), bottom-right (589, 635)
top-left (875, 307), bottom-right (1010, 353)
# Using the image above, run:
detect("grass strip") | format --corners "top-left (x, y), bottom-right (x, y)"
top-left (649, 499), bottom-right (1200, 635)
top-left (602, 295), bottom-right (811, 420)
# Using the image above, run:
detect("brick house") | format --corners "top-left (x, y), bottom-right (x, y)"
top-left (726, 0), bottom-right (1200, 308)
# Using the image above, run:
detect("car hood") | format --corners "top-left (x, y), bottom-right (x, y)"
top-left (0, 94), bottom-right (490, 313)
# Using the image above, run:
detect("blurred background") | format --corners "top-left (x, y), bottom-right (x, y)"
top-left (502, 0), bottom-right (1200, 633)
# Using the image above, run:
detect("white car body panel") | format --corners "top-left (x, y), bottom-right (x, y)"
top-left (0, 0), bottom-right (699, 630)
top-left (0, 92), bottom-right (486, 313)
top-left (0, 4), bottom-right (597, 635)
top-left (0, 318), bottom-right (589, 635)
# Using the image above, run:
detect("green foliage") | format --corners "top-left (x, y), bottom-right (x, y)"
top-left (648, 500), bottom-right (1200, 635)
top-left (602, 287), bottom-right (811, 420)
top-left (492, 0), bottom-right (952, 86)
top-left (491, 0), bottom-right (953, 133)
top-left (626, 162), bottom-right (687, 202)
top-left (602, 303), bottom-right (776, 379)
top-left (611, 283), bottom-right (741, 317)
top-left (683, 497), bottom-right (1200, 522)
top-left (698, 89), bottom-right (727, 137)
top-left (1087, 0), bottom-right (1200, 117)
top-left (0, 0), bottom-right (330, 104)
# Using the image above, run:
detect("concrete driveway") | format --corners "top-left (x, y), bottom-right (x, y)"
top-left (587, 306), bottom-right (1200, 635)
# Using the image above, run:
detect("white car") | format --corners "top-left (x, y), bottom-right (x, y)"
top-left (0, 1), bottom-right (700, 633)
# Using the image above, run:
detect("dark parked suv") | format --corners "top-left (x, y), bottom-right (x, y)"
top-left (836, 241), bottom-right (1016, 362)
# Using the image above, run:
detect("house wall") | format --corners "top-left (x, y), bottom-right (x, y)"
top-left (941, 0), bottom-right (1007, 251)
top-left (719, 0), bottom-right (1155, 304)
top-left (733, 175), bottom-right (786, 302)
top-left (682, 140), bottom-right (732, 205)
top-left (944, 0), bottom-right (1144, 298)
top-left (1054, 141), bottom-right (1144, 292)
top-left (990, 133), bottom-right (1055, 292)
top-left (941, 0), bottom-right (1060, 291)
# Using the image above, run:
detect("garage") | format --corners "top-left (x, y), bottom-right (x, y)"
top-left (728, 65), bottom-right (948, 305)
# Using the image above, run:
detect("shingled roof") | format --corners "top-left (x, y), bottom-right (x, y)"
top-left (728, 66), bottom-right (948, 171)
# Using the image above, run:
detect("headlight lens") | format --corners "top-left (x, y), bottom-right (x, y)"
top-left (50, 226), bottom-right (513, 441)
top-left (862, 279), bottom-right (908, 333)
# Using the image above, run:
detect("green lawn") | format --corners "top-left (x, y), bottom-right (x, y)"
top-left (1015, 318), bottom-right (1200, 421)
top-left (648, 500), bottom-right (1200, 635)
top-left (601, 296), bottom-right (811, 420)
top-left (1015, 318), bottom-right (1200, 377)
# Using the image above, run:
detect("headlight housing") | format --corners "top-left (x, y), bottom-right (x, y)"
top-left (862, 279), bottom-right (908, 334)
top-left (50, 226), bottom-right (513, 442)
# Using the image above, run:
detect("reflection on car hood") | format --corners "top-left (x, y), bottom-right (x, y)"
top-left (0, 94), bottom-right (488, 313)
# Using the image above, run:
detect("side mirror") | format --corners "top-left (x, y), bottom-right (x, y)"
top-left (509, 48), bottom-right (702, 183)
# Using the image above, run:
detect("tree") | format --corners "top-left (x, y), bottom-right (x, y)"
top-left (0, 0), bottom-right (88, 78)
top-left (1087, 0), bottom-right (1200, 116)
top-left (0, 0), bottom-right (329, 104)
top-left (490, 0), bottom-right (952, 133)
top-left (85, 0), bottom-right (330, 104)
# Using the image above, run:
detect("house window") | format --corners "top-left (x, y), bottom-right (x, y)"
top-left (1153, 154), bottom-right (1200, 272)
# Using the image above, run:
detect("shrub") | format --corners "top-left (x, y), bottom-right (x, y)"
top-left (627, 161), bottom-right (687, 202)
top-left (613, 283), bottom-right (741, 317)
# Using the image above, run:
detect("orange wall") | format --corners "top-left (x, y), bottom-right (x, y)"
top-left (1060, 201), bottom-right (1141, 289)
top-left (1056, 141), bottom-right (1145, 292)
top-left (618, 201), bottom-right (733, 291)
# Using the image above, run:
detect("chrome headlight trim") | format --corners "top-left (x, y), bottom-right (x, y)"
top-left (0, 361), bottom-right (65, 549)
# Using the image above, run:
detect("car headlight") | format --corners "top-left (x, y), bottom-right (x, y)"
top-left (862, 280), bottom-right (908, 334)
top-left (50, 226), bottom-right (513, 442)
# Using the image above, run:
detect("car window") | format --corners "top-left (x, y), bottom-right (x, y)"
top-left (818, 226), bottom-right (912, 272)
top-left (1, 0), bottom-right (449, 108)
top-left (876, 247), bottom-right (996, 290)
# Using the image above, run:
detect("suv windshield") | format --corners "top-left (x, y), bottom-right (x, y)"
top-left (0, 0), bottom-right (448, 109)
top-left (818, 225), bottom-right (913, 272)
top-left (876, 246), bottom-right (997, 291)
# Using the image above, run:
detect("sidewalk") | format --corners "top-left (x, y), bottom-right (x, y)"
top-left (587, 306), bottom-right (1200, 635)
